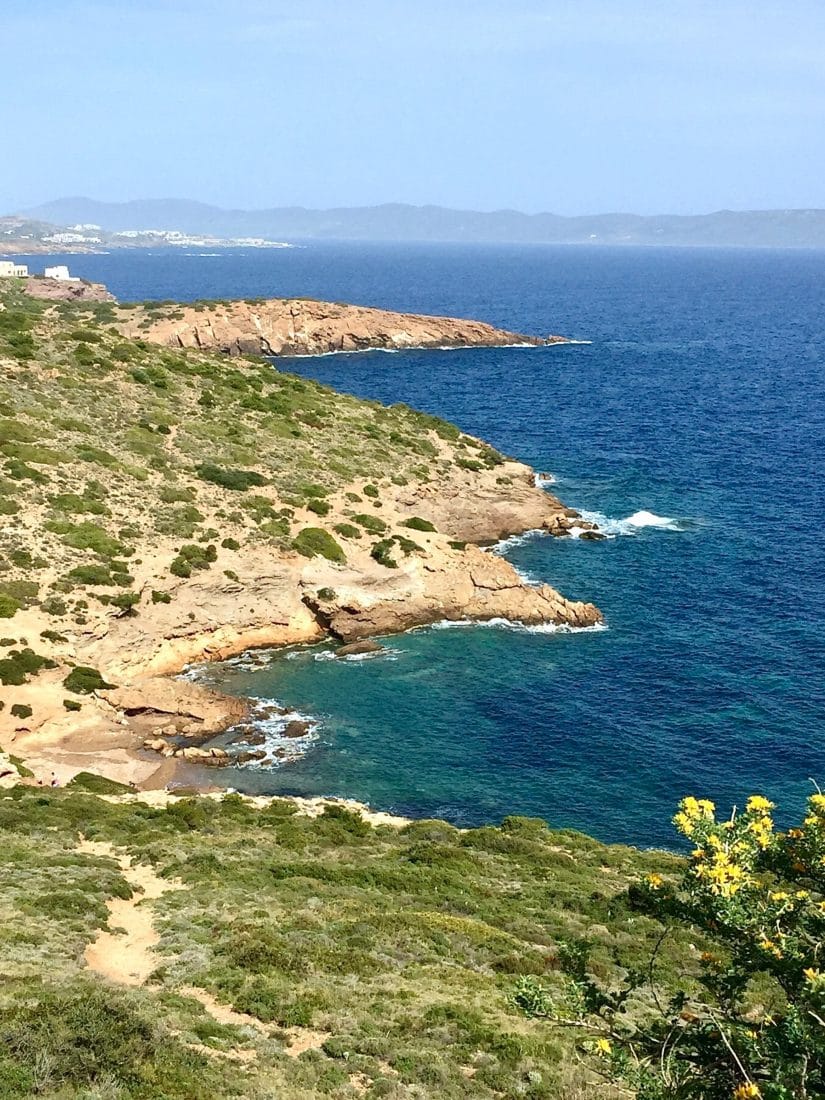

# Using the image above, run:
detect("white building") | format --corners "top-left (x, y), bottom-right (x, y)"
top-left (0, 261), bottom-right (29, 278)
top-left (44, 265), bottom-right (79, 281)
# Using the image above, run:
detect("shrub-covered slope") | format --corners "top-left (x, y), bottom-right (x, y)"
top-left (0, 786), bottom-right (685, 1099)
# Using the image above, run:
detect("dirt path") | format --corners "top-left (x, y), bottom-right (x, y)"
top-left (79, 841), bottom-right (334, 1062)
top-left (79, 839), bottom-right (182, 986)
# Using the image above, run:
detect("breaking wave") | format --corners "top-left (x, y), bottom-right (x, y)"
top-left (224, 700), bottom-right (321, 768)
top-left (573, 509), bottom-right (687, 538)
top-left (428, 617), bottom-right (607, 635)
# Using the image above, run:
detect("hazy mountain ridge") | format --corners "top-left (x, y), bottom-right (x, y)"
top-left (19, 198), bottom-right (825, 247)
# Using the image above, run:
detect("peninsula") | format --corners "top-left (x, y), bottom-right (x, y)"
top-left (0, 277), bottom-right (599, 789)
top-left (116, 296), bottom-right (569, 357)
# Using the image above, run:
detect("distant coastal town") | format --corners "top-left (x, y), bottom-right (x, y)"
top-left (0, 215), bottom-right (292, 254)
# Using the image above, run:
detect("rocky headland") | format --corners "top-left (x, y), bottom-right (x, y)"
top-left (117, 296), bottom-right (568, 357)
top-left (0, 278), bottom-right (600, 791)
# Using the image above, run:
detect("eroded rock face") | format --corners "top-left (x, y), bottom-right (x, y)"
top-left (22, 277), bottom-right (115, 303)
top-left (119, 297), bottom-right (567, 357)
top-left (105, 678), bottom-right (248, 735)
top-left (305, 545), bottom-right (602, 642)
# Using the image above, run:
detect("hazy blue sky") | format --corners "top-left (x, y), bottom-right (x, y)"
top-left (3, 0), bottom-right (823, 215)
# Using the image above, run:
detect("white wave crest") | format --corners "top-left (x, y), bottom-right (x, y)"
top-left (489, 529), bottom-right (545, 555)
top-left (576, 509), bottom-right (685, 538)
top-left (534, 472), bottom-right (557, 488)
top-left (429, 617), bottom-right (606, 635)
top-left (312, 647), bottom-right (401, 663)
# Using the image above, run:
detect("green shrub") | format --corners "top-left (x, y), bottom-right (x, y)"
top-left (170, 543), bottom-right (217, 578)
top-left (151, 589), bottom-right (172, 604)
top-left (67, 564), bottom-right (132, 587)
top-left (363, 484), bottom-right (380, 498)
top-left (47, 520), bottom-right (125, 558)
top-left (0, 594), bottom-right (20, 618)
top-left (195, 463), bottom-right (266, 491)
top-left (154, 505), bottom-right (204, 538)
top-left (41, 595), bottom-right (68, 616)
top-left (110, 591), bottom-right (140, 615)
top-left (307, 499), bottom-right (330, 516)
top-left (0, 648), bottom-right (57, 686)
top-left (0, 580), bottom-right (39, 608)
top-left (402, 516), bottom-right (437, 532)
top-left (63, 699), bottom-right (81, 712)
top-left (66, 771), bottom-right (131, 793)
top-left (159, 485), bottom-right (196, 504)
top-left (371, 539), bottom-right (399, 569)
top-left (334, 522), bottom-right (361, 539)
top-left (352, 513), bottom-right (387, 535)
top-left (63, 666), bottom-right (114, 694)
top-left (48, 492), bottom-right (108, 516)
top-left (10, 703), bottom-right (32, 720)
top-left (292, 528), bottom-right (345, 563)
top-left (221, 537), bottom-right (240, 551)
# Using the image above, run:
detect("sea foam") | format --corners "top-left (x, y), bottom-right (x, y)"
top-left (574, 509), bottom-right (685, 538)
top-left (429, 617), bottom-right (606, 635)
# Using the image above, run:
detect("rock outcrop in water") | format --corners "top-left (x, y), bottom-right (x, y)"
top-left (118, 297), bottom-right (567, 357)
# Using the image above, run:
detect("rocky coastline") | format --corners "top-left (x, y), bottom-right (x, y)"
top-left (8, 461), bottom-right (602, 790)
top-left (0, 278), bottom-right (602, 794)
top-left (116, 296), bottom-right (569, 357)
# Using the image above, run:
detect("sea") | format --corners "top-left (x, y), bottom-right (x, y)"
top-left (20, 243), bottom-right (825, 848)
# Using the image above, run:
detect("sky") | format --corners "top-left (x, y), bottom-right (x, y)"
top-left (2, 0), bottom-right (824, 215)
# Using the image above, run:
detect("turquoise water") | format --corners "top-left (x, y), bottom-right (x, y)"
top-left (19, 244), bottom-right (825, 846)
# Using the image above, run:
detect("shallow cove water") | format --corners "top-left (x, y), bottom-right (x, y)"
top-left (27, 243), bottom-right (825, 847)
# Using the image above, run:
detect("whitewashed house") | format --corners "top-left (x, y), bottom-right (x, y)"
top-left (44, 265), bottom-right (79, 281)
top-left (0, 261), bottom-right (29, 277)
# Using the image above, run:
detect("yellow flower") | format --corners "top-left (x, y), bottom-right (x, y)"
top-left (647, 873), bottom-right (664, 889)
top-left (594, 1038), bottom-right (612, 1055)
top-left (804, 967), bottom-right (822, 984)
top-left (746, 795), bottom-right (774, 814)
top-left (809, 793), bottom-right (825, 813)
top-left (732, 1084), bottom-right (761, 1099)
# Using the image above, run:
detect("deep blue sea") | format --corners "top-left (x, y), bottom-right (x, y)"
top-left (20, 244), bottom-right (825, 847)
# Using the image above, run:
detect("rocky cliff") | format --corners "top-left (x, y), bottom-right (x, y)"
top-left (22, 276), bottom-right (115, 302)
top-left (118, 297), bottom-right (567, 357)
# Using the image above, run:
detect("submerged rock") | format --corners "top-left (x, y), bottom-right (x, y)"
top-left (335, 640), bottom-right (383, 658)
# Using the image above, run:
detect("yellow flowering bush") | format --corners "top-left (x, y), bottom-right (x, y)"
top-left (527, 793), bottom-right (825, 1099)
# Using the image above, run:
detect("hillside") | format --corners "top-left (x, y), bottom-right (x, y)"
top-left (18, 198), bottom-right (825, 247)
top-left (0, 278), bottom-right (599, 787)
top-left (0, 781), bottom-right (686, 1099)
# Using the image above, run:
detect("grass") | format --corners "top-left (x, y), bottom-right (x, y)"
top-left (0, 787), bottom-right (689, 1099)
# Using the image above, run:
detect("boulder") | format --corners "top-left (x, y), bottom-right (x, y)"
top-left (282, 720), bottom-right (312, 739)
top-left (335, 639), bottom-right (383, 658)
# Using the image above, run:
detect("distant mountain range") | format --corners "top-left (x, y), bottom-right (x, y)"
top-left (17, 198), bottom-right (825, 247)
